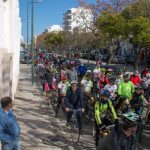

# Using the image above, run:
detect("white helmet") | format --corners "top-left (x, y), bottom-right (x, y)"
top-left (71, 80), bottom-right (78, 85)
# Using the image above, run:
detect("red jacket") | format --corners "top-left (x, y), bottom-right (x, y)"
top-left (130, 75), bottom-right (141, 86)
top-left (141, 69), bottom-right (149, 78)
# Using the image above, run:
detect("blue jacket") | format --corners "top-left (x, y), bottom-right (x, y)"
top-left (65, 88), bottom-right (83, 109)
top-left (0, 108), bottom-right (20, 143)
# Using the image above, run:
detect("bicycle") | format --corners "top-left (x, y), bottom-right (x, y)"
top-left (83, 96), bottom-right (94, 123)
top-left (68, 109), bottom-right (82, 143)
top-left (49, 89), bottom-right (58, 112)
top-left (55, 96), bottom-right (66, 117)
top-left (99, 124), bottom-right (115, 138)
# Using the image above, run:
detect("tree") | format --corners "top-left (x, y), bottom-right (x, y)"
top-left (44, 32), bottom-right (64, 53)
top-left (96, 12), bottom-right (126, 64)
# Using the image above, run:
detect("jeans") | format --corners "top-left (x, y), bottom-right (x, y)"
top-left (1, 140), bottom-right (20, 150)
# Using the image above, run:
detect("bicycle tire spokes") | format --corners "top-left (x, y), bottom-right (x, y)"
top-left (70, 121), bottom-right (80, 143)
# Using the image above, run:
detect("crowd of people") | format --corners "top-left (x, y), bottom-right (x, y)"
top-left (0, 50), bottom-right (149, 150)
top-left (35, 51), bottom-right (150, 149)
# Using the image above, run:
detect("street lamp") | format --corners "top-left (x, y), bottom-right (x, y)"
top-left (27, 0), bottom-right (42, 54)
top-left (28, 0), bottom-right (42, 85)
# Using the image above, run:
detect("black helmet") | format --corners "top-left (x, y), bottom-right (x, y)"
top-left (123, 74), bottom-right (129, 79)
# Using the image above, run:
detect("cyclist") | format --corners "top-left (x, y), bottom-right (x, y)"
top-left (81, 71), bottom-right (93, 97)
top-left (106, 68), bottom-right (113, 77)
top-left (60, 64), bottom-right (68, 80)
top-left (103, 77), bottom-right (117, 101)
top-left (93, 65), bottom-right (101, 82)
top-left (141, 67), bottom-right (149, 78)
top-left (130, 85), bottom-right (149, 115)
top-left (115, 70), bottom-right (124, 84)
top-left (116, 74), bottom-right (135, 111)
top-left (97, 69), bottom-right (109, 92)
top-left (98, 112), bottom-right (139, 150)
top-left (56, 76), bottom-right (70, 116)
top-left (130, 71), bottom-right (141, 86)
top-left (141, 73), bottom-right (150, 93)
top-left (67, 62), bottom-right (78, 82)
top-left (65, 81), bottom-right (84, 130)
top-left (94, 90), bottom-right (117, 147)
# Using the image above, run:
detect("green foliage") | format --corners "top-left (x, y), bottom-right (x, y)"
top-left (122, 0), bottom-right (150, 19)
top-left (97, 12), bottom-right (126, 39)
top-left (96, 1), bottom-right (150, 49)
top-left (126, 16), bottom-right (150, 46)
top-left (44, 32), bottom-right (64, 48)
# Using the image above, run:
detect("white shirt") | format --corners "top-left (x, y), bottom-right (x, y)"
top-left (58, 81), bottom-right (70, 96)
top-left (104, 84), bottom-right (117, 97)
top-left (81, 79), bottom-right (93, 93)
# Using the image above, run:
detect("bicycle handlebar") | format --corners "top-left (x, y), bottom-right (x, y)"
top-left (100, 124), bottom-right (115, 130)
top-left (68, 109), bottom-right (82, 112)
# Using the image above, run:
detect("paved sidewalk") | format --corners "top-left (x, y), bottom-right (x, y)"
top-left (14, 64), bottom-right (95, 150)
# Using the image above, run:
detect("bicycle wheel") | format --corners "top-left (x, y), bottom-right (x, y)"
top-left (92, 122), bottom-right (96, 138)
top-left (70, 121), bottom-right (80, 143)
top-left (137, 123), bottom-right (143, 143)
top-left (51, 92), bottom-right (58, 112)
top-left (61, 97), bottom-right (66, 116)
top-left (83, 110), bottom-right (91, 123)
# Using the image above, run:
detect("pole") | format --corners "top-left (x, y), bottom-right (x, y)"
top-left (27, 3), bottom-right (29, 64)
top-left (31, 0), bottom-right (34, 85)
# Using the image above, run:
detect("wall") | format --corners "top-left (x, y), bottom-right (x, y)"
top-left (0, 0), bottom-right (21, 99)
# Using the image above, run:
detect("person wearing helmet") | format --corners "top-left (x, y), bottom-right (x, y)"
top-left (141, 73), bottom-right (150, 92)
top-left (141, 67), bottom-right (149, 78)
top-left (81, 71), bottom-right (93, 96)
top-left (94, 90), bottom-right (117, 147)
top-left (93, 66), bottom-right (101, 83)
top-left (56, 76), bottom-right (70, 116)
top-left (116, 74), bottom-right (135, 111)
top-left (97, 69), bottom-right (109, 92)
top-left (65, 81), bottom-right (84, 130)
top-left (103, 77), bottom-right (117, 100)
top-left (60, 64), bottom-right (68, 80)
top-left (130, 71), bottom-right (141, 86)
top-left (98, 112), bottom-right (139, 150)
top-left (106, 68), bottom-right (113, 77)
top-left (130, 85), bottom-right (149, 115)
top-left (67, 64), bottom-right (78, 82)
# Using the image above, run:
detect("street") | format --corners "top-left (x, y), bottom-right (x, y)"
top-left (14, 64), bottom-right (150, 150)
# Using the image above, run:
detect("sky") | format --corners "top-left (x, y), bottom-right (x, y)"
top-left (19, 0), bottom-right (96, 43)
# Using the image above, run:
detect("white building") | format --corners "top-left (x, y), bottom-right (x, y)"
top-left (45, 25), bottom-right (63, 33)
top-left (63, 7), bottom-right (94, 32)
top-left (0, 0), bottom-right (21, 99)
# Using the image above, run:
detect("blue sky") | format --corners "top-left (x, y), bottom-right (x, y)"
top-left (19, 0), bottom-right (96, 42)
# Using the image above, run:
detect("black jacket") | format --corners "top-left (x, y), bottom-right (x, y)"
top-left (65, 88), bottom-right (83, 109)
top-left (98, 126), bottom-right (138, 150)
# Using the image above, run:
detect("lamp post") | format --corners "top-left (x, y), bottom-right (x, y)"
top-left (27, 0), bottom-right (42, 85)
top-left (31, 0), bottom-right (34, 85)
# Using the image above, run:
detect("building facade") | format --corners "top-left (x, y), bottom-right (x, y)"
top-left (63, 7), bottom-right (93, 32)
top-left (0, 0), bottom-right (21, 99)
top-left (45, 25), bottom-right (63, 33)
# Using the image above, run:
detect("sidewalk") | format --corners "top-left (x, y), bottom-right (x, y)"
top-left (14, 65), bottom-right (65, 149)
top-left (14, 64), bottom-right (95, 150)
